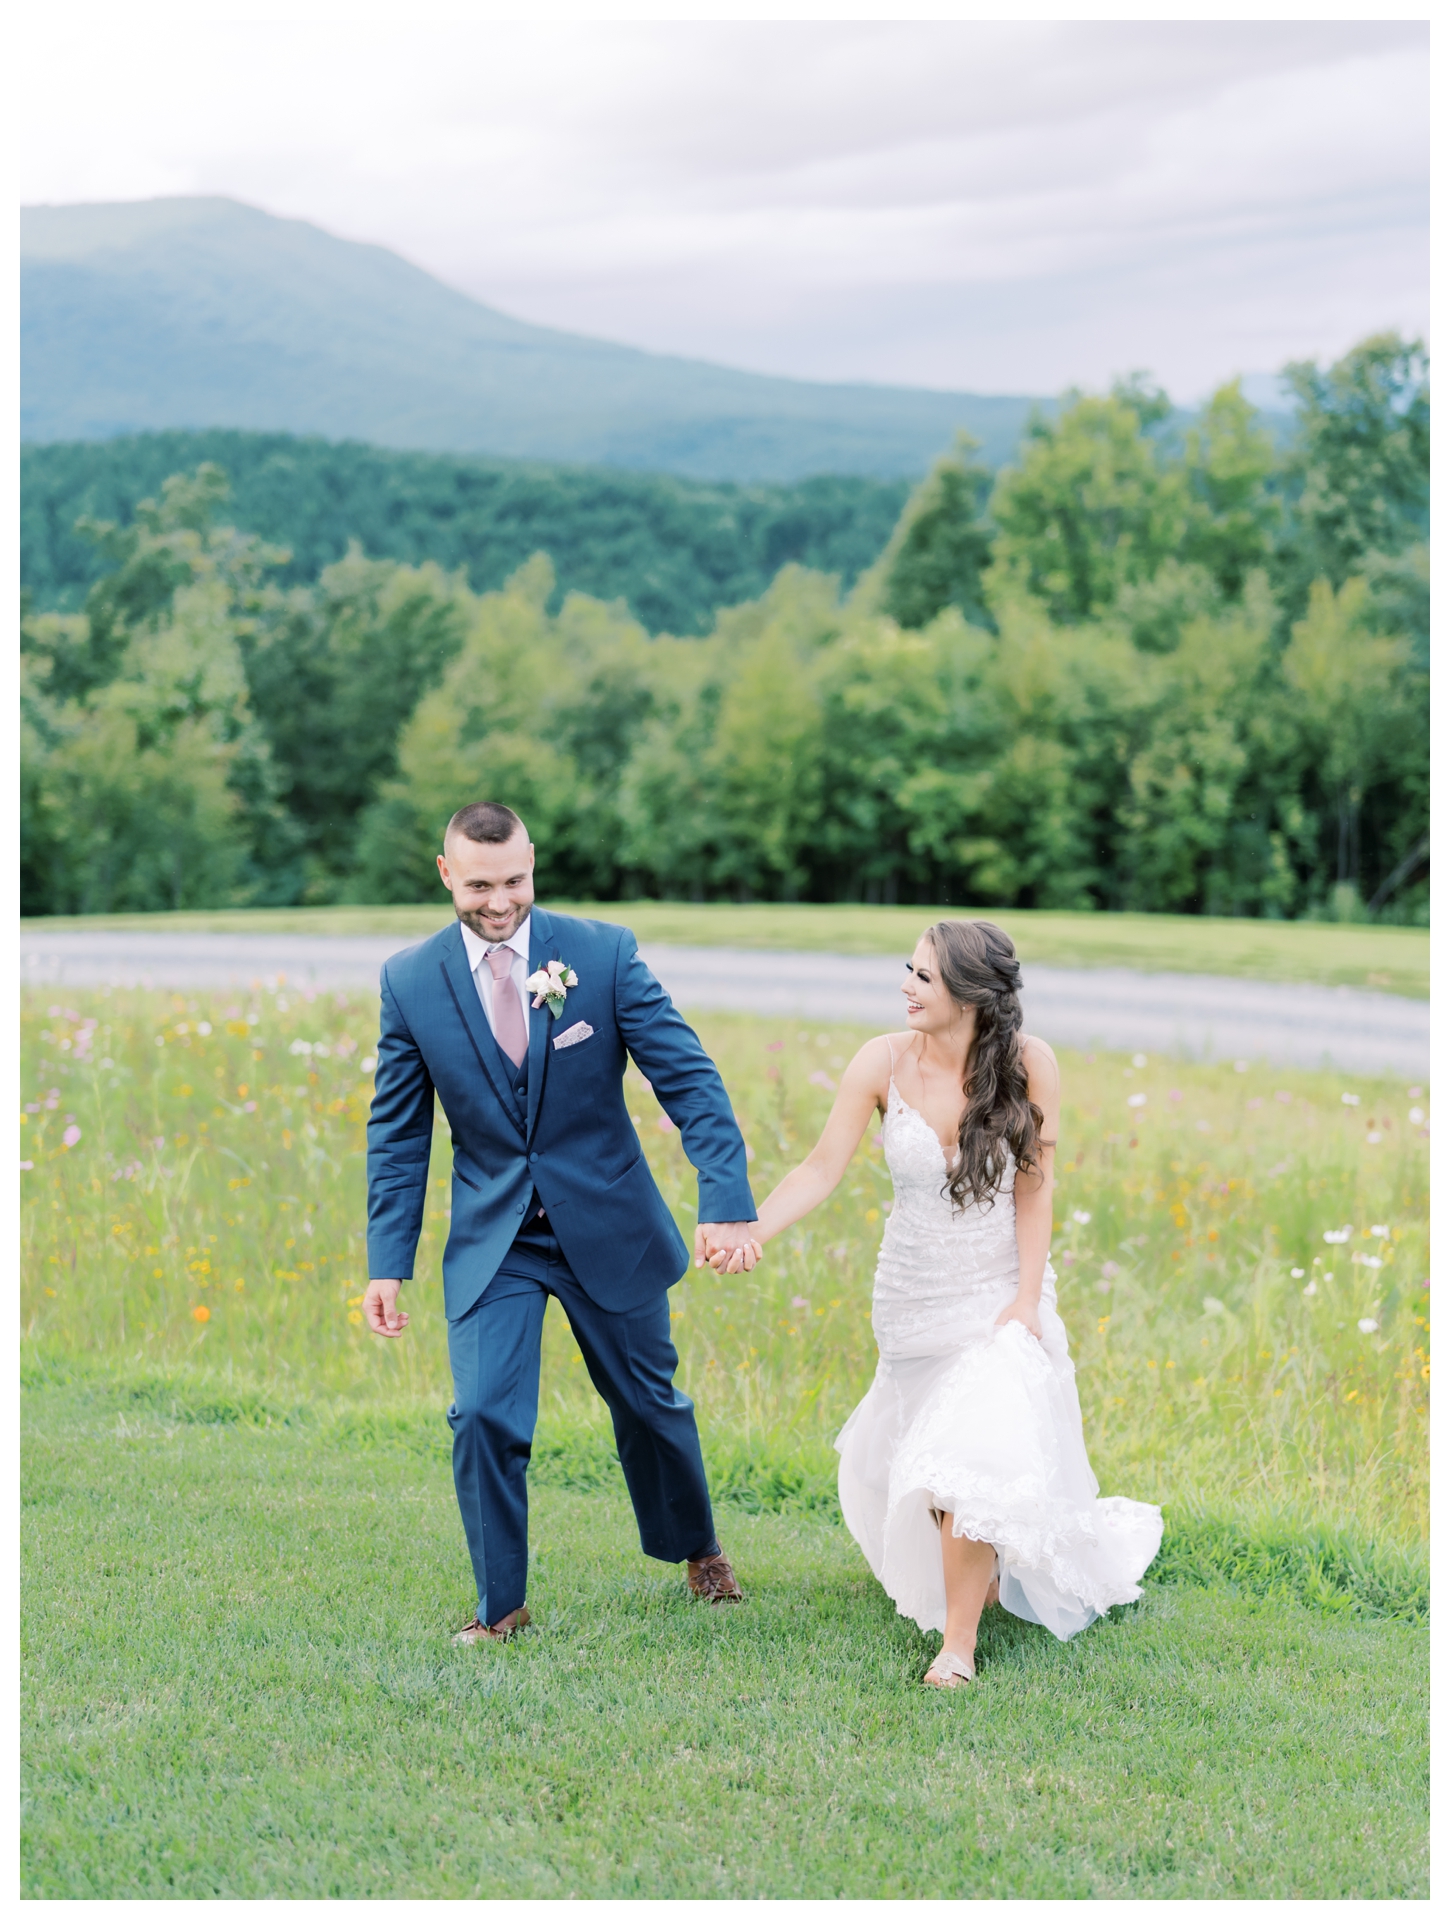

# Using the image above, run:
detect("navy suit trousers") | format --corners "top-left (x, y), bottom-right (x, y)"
top-left (446, 1221), bottom-right (717, 1625)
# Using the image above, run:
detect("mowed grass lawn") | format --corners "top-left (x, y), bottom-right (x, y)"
top-left (21, 991), bottom-right (1430, 1896)
top-left (22, 1380), bottom-right (1427, 1900)
top-left (21, 899), bottom-right (1431, 998)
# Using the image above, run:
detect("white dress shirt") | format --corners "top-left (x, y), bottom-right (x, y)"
top-left (459, 914), bottom-right (533, 1048)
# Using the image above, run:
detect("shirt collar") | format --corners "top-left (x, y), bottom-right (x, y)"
top-left (459, 912), bottom-right (532, 974)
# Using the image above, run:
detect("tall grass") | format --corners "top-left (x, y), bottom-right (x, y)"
top-left (22, 989), bottom-right (1429, 1542)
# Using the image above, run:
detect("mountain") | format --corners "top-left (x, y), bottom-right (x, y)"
top-left (21, 197), bottom-right (1044, 483)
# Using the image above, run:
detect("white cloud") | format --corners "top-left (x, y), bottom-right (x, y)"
top-left (16, 18), bottom-right (1428, 398)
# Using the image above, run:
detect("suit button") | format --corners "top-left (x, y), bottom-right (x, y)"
top-left (515, 1203), bottom-right (524, 1214)
top-left (529, 1152), bottom-right (538, 1163)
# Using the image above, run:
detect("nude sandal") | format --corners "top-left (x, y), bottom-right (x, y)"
top-left (923, 1649), bottom-right (975, 1688)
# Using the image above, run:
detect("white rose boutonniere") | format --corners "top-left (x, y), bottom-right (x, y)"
top-left (526, 958), bottom-right (579, 1017)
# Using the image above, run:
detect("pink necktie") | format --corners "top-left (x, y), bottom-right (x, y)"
top-left (486, 946), bottom-right (528, 1067)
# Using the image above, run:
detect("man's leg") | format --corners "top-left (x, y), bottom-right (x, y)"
top-left (550, 1266), bottom-right (718, 1566)
top-left (446, 1268), bottom-right (549, 1627)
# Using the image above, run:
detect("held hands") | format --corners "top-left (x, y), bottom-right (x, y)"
top-left (994, 1294), bottom-right (1042, 1341)
top-left (366, 1228), bottom-right (764, 1323)
top-left (363, 1278), bottom-right (410, 1339)
top-left (694, 1221), bottom-right (764, 1276)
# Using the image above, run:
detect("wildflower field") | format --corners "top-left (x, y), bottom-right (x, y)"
top-left (20, 984), bottom-right (1430, 1897)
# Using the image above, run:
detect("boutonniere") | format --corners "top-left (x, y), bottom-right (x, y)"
top-left (526, 958), bottom-right (579, 1017)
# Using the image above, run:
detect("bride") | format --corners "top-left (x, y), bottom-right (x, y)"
top-left (728, 920), bottom-right (1162, 1688)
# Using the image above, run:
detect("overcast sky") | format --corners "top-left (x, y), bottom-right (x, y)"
top-left (17, 16), bottom-right (1429, 400)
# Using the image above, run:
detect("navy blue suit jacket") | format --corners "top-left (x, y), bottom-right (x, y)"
top-left (366, 908), bottom-right (756, 1320)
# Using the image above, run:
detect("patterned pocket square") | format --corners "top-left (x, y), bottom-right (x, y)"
top-left (552, 1020), bottom-right (595, 1051)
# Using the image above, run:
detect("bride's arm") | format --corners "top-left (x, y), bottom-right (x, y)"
top-left (712, 1038), bottom-right (890, 1267)
top-left (997, 1036), bottom-right (1061, 1339)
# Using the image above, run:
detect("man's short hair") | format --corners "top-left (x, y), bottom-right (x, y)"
top-left (446, 802), bottom-right (527, 847)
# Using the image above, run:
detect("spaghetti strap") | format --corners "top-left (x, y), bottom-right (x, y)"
top-left (883, 1034), bottom-right (899, 1076)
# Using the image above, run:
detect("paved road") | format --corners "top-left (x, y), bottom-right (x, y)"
top-left (20, 929), bottom-right (1428, 1077)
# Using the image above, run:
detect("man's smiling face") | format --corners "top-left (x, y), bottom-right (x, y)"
top-left (437, 825), bottom-right (536, 943)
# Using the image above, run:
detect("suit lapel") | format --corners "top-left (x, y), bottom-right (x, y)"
top-left (439, 924), bottom-right (524, 1135)
top-left (524, 908), bottom-right (553, 1145)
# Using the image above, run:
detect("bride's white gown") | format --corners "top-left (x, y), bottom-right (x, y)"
top-left (835, 1065), bottom-right (1163, 1641)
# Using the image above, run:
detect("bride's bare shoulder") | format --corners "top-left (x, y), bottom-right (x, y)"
top-left (844, 1031), bottom-right (908, 1090)
top-left (1019, 1032), bottom-right (1060, 1079)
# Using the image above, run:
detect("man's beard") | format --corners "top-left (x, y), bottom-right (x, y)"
top-left (455, 899), bottom-right (529, 943)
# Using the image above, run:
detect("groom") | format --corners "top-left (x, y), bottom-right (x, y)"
top-left (362, 801), bottom-right (761, 1642)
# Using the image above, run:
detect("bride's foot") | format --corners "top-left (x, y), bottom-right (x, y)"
top-left (923, 1646), bottom-right (975, 1688)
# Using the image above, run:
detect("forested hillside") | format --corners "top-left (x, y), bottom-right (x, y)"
top-left (21, 434), bottom-right (907, 638)
top-left (21, 335), bottom-right (1427, 924)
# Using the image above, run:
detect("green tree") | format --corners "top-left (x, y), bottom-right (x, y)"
top-left (875, 436), bottom-right (995, 631)
top-left (1117, 580), bottom-right (1283, 914)
top-left (957, 590), bottom-right (1129, 907)
top-left (20, 467), bottom-right (283, 914)
top-left (1180, 380), bottom-right (1280, 597)
top-left (240, 547), bottom-right (467, 900)
top-left (1281, 576), bottom-right (1411, 904)
top-left (1279, 332), bottom-right (1429, 600)
top-left (614, 646), bottom-right (724, 903)
top-left (22, 574), bottom-right (266, 914)
top-left (353, 556), bottom-right (657, 904)
top-left (812, 610), bottom-right (992, 903)
top-left (989, 386), bottom-right (1187, 622)
top-left (1109, 559), bottom-right (1223, 656)
top-left (699, 570), bottom-right (839, 899)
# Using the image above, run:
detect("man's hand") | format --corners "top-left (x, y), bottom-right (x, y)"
top-left (694, 1221), bottom-right (763, 1276)
top-left (364, 1278), bottom-right (410, 1338)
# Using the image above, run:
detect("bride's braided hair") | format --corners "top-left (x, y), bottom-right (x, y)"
top-left (924, 919), bottom-right (1044, 1210)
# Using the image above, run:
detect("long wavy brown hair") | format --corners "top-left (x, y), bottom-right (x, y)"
top-left (923, 919), bottom-right (1044, 1209)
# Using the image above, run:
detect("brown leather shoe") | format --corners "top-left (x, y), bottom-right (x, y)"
top-left (687, 1550), bottom-right (743, 1603)
top-left (452, 1605), bottom-right (530, 1646)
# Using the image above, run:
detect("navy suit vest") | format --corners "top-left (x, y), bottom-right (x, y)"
top-left (480, 1012), bottom-right (528, 1120)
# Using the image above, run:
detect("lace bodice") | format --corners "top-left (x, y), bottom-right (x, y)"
top-left (872, 1058), bottom-right (1054, 1362)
